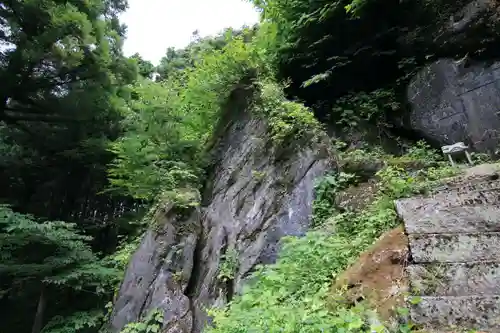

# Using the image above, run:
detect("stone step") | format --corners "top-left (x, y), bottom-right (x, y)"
top-left (409, 232), bottom-right (500, 263)
top-left (407, 262), bottom-right (500, 296)
top-left (434, 164), bottom-right (500, 191)
top-left (396, 204), bottom-right (500, 234)
top-left (454, 164), bottom-right (500, 181)
top-left (420, 185), bottom-right (500, 205)
top-left (430, 177), bottom-right (500, 195)
top-left (397, 186), bottom-right (500, 209)
top-left (409, 295), bottom-right (500, 331)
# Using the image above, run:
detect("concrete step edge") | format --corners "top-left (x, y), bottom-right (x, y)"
top-left (409, 295), bottom-right (500, 331)
top-left (409, 232), bottom-right (500, 263)
top-left (407, 262), bottom-right (500, 296)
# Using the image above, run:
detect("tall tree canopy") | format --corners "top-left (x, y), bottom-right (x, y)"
top-left (0, 1), bottom-right (138, 331)
top-left (0, 0), bottom-right (135, 123)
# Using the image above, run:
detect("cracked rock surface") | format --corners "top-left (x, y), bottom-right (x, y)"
top-left (108, 87), bottom-right (333, 332)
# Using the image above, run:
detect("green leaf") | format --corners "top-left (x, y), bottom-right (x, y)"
top-left (408, 296), bottom-right (422, 305)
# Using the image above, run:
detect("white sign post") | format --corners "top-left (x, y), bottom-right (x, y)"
top-left (441, 142), bottom-right (473, 166)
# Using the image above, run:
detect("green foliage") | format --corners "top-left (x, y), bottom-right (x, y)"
top-left (0, 0), bottom-right (135, 123)
top-left (104, 235), bottom-right (143, 271)
top-left (471, 152), bottom-right (493, 164)
top-left (155, 26), bottom-right (259, 81)
top-left (41, 310), bottom-right (105, 333)
top-left (218, 249), bottom-right (239, 282)
top-left (251, 170), bottom-right (267, 182)
top-left (329, 89), bottom-right (400, 128)
top-left (404, 141), bottom-right (443, 162)
top-left (0, 205), bottom-right (121, 332)
top-left (130, 53), bottom-right (156, 78)
top-left (107, 78), bottom-right (202, 201)
top-left (107, 29), bottom-right (320, 203)
top-left (120, 309), bottom-right (164, 333)
top-left (107, 32), bottom-right (261, 201)
top-left (312, 172), bottom-right (357, 227)
top-left (376, 164), bottom-right (457, 199)
top-left (0, 205), bottom-right (116, 284)
top-left (255, 81), bottom-right (324, 146)
top-left (0, 0), bottom-right (139, 330)
top-left (338, 140), bottom-right (445, 173)
top-left (249, 0), bottom-right (498, 124)
top-left (207, 228), bottom-right (363, 332)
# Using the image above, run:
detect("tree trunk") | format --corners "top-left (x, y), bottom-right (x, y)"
top-left (31, 283), bottom-right (47, 333)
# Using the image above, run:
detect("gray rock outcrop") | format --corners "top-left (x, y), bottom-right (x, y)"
top-left (402, 0), bottom-right (500, 154)
top-left (407, 58), bottom-right (500, 154)
top-left (108, 86), bottom-right (333, 332)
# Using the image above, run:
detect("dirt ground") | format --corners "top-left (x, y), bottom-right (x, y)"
top-left (331, 226), bottom-right (410, 323)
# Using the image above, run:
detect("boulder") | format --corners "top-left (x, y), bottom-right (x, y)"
top-left (407, 58), bottom-right (500, 154)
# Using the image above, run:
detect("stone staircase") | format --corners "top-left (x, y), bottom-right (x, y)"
top-left (395, 164), bottom-right (500, 332)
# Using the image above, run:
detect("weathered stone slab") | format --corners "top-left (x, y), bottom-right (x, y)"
top-left (462, 163), bottom-right (500, 178)
top-left (420, 163), bottom-right (500, 194)
top-left (430, 177), bottom-right (500, 194)
top-left (401, 164), bottom-right (500, 331)
top-left (408, 262), bottom-right (500, 296)
top-left (410, 296), bottom-right (500, 331)
top-left (396, 184), bottom-right (500, 234)
top-left (398, 185), bottom-right (500, 209)
top-left (396, 204), bottom-right (500, 234)
top-left (409, 233), bottom-right (500, 263)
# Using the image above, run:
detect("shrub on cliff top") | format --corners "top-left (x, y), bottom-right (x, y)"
top-left (108, 27), bottom-right (323, 205)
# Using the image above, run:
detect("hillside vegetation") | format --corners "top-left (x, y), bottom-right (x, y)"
top-left (0, 0), bottom-right (496, 332)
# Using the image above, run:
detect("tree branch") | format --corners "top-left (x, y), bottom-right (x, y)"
top-left (3, 110), bottom-right (80, 123)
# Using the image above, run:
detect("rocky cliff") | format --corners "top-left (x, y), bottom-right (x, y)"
top-left (108, 86), bottom-right (333, 332)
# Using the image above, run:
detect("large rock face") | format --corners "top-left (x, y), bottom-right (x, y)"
top-left (108, 87), bottom-right (332, 332)
top-left (407, 58), bottom-right (500, 154)
top-left (402, 0), bottom-right (500, 154)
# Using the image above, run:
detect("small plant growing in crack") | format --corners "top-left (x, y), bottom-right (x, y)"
top-left (422, 263), bottom-right (447, 294)
top-left (172, 270), bottom-right (184, 284)
top-left (120, 309), bottom-right (163, 333)
top-left (218, 248), bottom-right (239, 282)
top-left (251, 170), bottom-right (267, 183)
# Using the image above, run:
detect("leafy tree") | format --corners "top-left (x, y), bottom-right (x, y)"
top-left (130, 53), bottom-right (155, 78)
top-left (0, 205), bottom-right (119, 333)
top-left (155, 25), bottom-right (258, 81)
top-left (0, 0), bottom-right (139, 247)
top-left (0, 0), bottom-right (136, 124)
top-left (107, 33), bottom-right (265, 202)
top-left (0, 1), bottom-right (141, 332)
